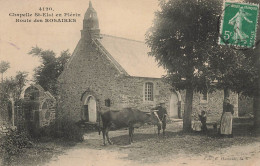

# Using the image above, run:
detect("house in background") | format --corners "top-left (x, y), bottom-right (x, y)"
top-left (58, 2), bottom-right (252, 124)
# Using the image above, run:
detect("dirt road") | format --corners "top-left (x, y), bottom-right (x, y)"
top-left (45, 137), bottom-right (260, 166)
top-left (45, 122), bottom-right (260, 166)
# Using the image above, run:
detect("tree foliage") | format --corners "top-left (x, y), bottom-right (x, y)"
top-left (0, 61), bottom-right (10, 82)
top-left (147, 0), bottom-right (260, 130)
top-left (28, 46), bottom-right (70, 96)
top-left (234, 0), bottom-right (260, 127)
top-left (146, 0), bottom-right (224, 131)
top-left (206, 0), bottom-right (260, 118)
top-left (233, 0), bottom-right (260, 97)
top-left (0, 71), bottom-right (28, 125)
top-left (147, 0), bottom-right (222, 90)
top-left (0, 71), bottom-right (28, 101)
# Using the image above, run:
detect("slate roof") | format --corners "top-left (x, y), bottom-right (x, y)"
top-left (62, 34), bottom-right (166, 79)
top-left (97, 34), bottom-right (166, 78)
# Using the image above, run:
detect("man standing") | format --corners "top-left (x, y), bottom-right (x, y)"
top-left (152, 101), bottom-right (168, 136)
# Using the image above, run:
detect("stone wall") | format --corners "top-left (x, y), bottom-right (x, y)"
top-left (109, 76), bottom-right (172, 111)
top-left (238, 95), bottom-right (253, 117)
top-left (0, 103), bottom-right (11, 136)
top-left (0, 103), bottom-right (11, 126)
top-left (58, 40), bottom-right (173, 121)
top-left (23, 85), bottom-right (56, 128)
top-left (59, 74), bottom-right (173, 122)
top-left (58, 39), bottom-right (122, 121)
top-left (191, 91), bottom-right (238, 122)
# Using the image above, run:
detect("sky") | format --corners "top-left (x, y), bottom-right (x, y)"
top-left (0, 0), bottom-right (248, 81)
top-left (0, 0), bottom-right (159, 80)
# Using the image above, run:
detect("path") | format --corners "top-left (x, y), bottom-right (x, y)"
top-left (45, 131), bottom-right (260, 166)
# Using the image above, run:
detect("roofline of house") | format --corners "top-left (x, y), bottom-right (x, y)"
top-left (100, 34), bottom-right (145, 44)
top-left (58, 39), bottom-right (82, 80)
top-left (123, 75), bottom-right (163, 80)
top-left (92, 39), bottom-right (129, 75)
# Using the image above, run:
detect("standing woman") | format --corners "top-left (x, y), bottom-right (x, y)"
top-left (220, 99), bottom-right (234, 137)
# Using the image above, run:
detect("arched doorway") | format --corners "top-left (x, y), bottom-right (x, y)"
top-left (169, 91), bottom-right (181, 118)
top-left (84, 96), bottom-right (97, 123)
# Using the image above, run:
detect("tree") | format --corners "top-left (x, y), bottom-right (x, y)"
top-left (207, 46), bottom-right (245, 111)
top-left (240, 0), bottom-right (260, 128)
top-left (213, 0), bottom-right (260, 128)
top-left (0, 61), bottom-right (10, 82)
top-left (205, 0), bottom-right (260, 128)
top-left (146, 0), bottom-right (222, 131)
top-left (228, 0), bottom-right (259, 127)
top-left (28, 46), bottom-right (70, 96)
top-left (0, 71), bottom-right (28, 126)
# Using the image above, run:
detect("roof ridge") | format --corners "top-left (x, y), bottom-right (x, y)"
top-left (100, 34), bottom-right (145, 43)
top-left (92, 39), bottom-right (129, 76)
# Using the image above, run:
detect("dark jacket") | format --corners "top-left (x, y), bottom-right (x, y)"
top-left (153, 106), bottom-right (167, 121)
top-left (223, 102), bottom-right (234, 114)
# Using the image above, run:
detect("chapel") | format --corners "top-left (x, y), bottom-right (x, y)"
top-left (58, 2), bottom-right (249, 123)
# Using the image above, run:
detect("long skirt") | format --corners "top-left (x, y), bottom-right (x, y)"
top-left (220, 112), bottom-right (233, 135)
top-left (192, 121), bottom-right (202, 131)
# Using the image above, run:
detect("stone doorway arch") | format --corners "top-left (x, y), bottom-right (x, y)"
top-left (169, 91), bottom-right (182, 118)
top-left (83, 95), bottom-right (97, 123)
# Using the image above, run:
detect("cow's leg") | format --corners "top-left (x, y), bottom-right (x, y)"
top-left (157, 124), bottom-right (161, 136)
top-left (163, 122), bottom-right (166, 136)
top-left (131, 128), bottom-right (134, 143)
top-left (128, 127), bottom-right (132, 144)
top-left (128, 126), bottom-right (134, 144)
top-left (105, 127), bottom-right (113, 145)
top-left (162, 121), bottom-right (166, 137)
top-left (102, 128), bottom-right (106, 146)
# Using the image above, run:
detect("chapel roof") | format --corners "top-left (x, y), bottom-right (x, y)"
top-left (96, 34), bottom-right (166, 78)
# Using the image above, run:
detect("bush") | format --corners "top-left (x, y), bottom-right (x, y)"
top-left (39, 118), bottom-right (84, 142)
top-left (56, 119), bottom-right (84, 142)
top-left (0, 130), bottom-right (33, 164)
top-left (38, 122), bottom-right (58, 139)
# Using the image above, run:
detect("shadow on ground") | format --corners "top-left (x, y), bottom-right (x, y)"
top-left (81, 120), bottom-right (260, 163)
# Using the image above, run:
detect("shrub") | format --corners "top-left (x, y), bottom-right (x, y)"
top-left (56, 119), bottom-right (84, 142)
top-left (0, 130), bottom-right (33, 164)
top-left (38, 122), bottom-right (58, 139)
top-left (39, 118), bottom-right (84, 142)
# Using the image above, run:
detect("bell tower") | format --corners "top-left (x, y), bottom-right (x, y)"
top-left (81, 1), bottom-right (100, 40)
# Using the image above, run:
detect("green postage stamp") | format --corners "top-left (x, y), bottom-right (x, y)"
top-left (219, 1), bottom-right (259, 48)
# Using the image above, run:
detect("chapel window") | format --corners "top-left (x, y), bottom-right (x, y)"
top-left (202, 92), bottom-right (208, 101)
top-left (200, 91), bottom-right (208, 103)
top-left (105, 99), bottom-right (111, 107)
top-left (144, 82), bottom-right (154, 101)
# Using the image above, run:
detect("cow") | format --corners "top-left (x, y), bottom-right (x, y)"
top-left (99, 108), bottom-right (162, 145)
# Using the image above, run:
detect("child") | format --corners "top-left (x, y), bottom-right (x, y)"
top-left (199, 111), bottom-right (207, 132)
